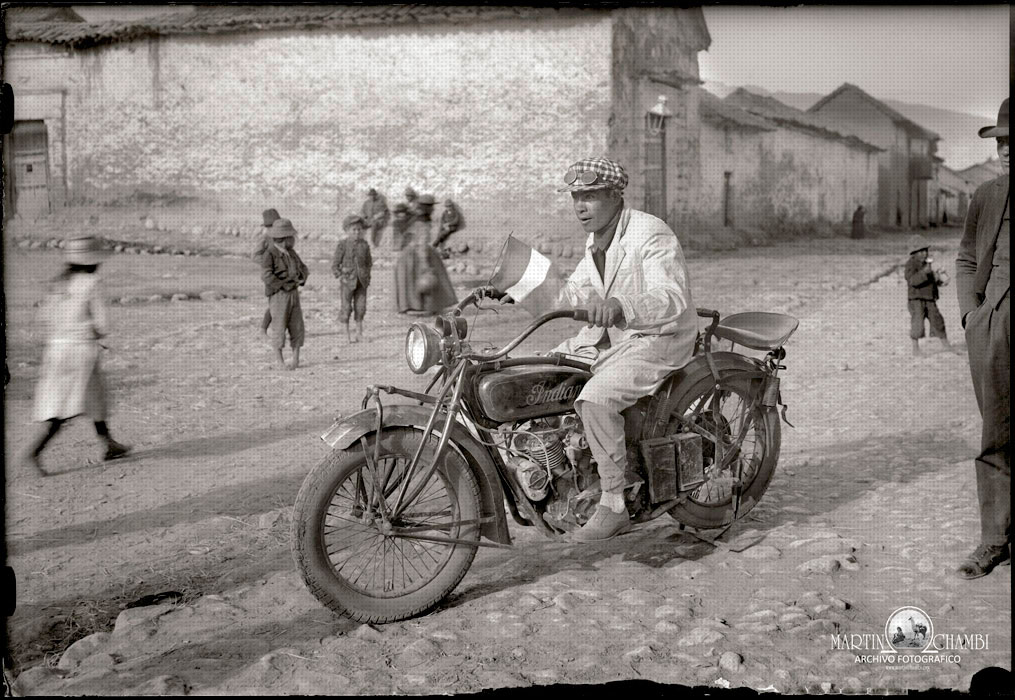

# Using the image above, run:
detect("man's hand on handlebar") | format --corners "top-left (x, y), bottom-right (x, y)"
top-left (476, 286), bottom-right (514, 304)
top-left (585, 297), bottom-right (624, 328)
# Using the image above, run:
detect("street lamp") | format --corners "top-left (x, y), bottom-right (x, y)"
top-left (645, 95), bottom-right (673, 136)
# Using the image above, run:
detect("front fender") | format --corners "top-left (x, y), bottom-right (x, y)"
top-left (322, 404), bottom-right (511, 545)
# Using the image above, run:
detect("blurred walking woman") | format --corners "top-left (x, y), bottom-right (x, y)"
top-left (394, 194), bottom-right (457, 314)
top-left (22, 236), bottom-right (129, 475)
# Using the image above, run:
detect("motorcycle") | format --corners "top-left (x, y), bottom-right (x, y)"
top-left (291, 287), bottom-right (799, 623)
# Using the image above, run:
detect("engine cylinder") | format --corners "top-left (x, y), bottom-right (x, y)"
top-left (526, 434), bottom-right (566, 474)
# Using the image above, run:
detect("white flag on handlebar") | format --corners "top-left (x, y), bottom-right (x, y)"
top-left (489, 235), bottom-right (566, 318)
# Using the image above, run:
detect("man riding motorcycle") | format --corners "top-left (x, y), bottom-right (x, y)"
top-left (487, 157), bottom-right (698, 541)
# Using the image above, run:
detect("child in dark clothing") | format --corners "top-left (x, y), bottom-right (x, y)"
top-left (904, 235), bottom-right (954, 356)
top-left (261, 218), bottom-right (309, 370)
top-left (332, 215), bottom-right (374, 344)
top-left (254, 208), bottom-right (281, 334)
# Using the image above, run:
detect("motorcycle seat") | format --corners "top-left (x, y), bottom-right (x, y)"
top-left (713, 312), bottom-right (799, 351)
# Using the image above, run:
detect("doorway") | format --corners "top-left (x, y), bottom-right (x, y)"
top-left (643, 125), bottom-right (667, 220)
top-left (723, 171), bottom-right (733, 227)
top-left (10, 120), bottom-right (51, 218)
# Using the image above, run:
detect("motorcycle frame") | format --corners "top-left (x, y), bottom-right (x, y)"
top-left (322, 304), bottom-right (787, 549)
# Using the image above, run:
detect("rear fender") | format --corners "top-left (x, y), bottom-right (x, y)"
top-left (639, 351), bottom-right (771, 444)
top-left (323, 405), bottom-right (511, 544)
top-left (666, 351), bottom-right (767, 392)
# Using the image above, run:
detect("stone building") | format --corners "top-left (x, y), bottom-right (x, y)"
top-left (933, 164), bottom-right (973, 226)
top-left (2, 4), bottom-right (711, 243)
top-left (956, 157), bottom-right (1005, 190)
top-left (692, 89), bottom-right (881, 238)
top-left (806, 83), bottom-right (941, 230)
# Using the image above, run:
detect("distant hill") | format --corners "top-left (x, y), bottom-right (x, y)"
top-left (703, 81), bottom-right (998, 170)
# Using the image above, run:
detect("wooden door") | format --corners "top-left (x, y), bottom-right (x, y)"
top-left (11, 120), bottom-right (51, 218)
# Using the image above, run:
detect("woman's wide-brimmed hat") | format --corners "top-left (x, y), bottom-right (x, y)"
top-left (417, 194), bottom-right (436, 206)
top-left (978, 98), bottom-right (1009, 139)
top-left (64, 236), bottom-right (111, 265)
top-left (267, 218), bottom-right (298, 239)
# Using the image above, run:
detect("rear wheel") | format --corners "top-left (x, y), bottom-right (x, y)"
top-left (662, 371), bottom-right (780, 529)
top-left (291, 428), bottom-right (481, 623)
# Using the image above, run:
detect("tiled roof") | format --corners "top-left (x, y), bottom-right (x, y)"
top-left (724, 88), bottom-right (883, 152)
top-left (807, 83), bottom-right (940, 142)
top-left (3, 6), bottom-right (87, 24)
top-left (3, 4), bottom-right (593, 48)
top-left (699, 90), bottom-right (776, 132)
top-left (938, 164), bottom-right (973, 191)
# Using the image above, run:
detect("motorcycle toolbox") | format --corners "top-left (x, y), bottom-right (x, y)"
top-left (639, 432), bottom-right (705, 502)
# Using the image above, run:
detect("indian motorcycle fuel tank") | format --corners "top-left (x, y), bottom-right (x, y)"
top-left (473, 365), bottom-right (591, 423)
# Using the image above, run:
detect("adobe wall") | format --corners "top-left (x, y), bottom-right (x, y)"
top-left (6, 16), bottom-right (616, 243)
top-left (696, 120), bottom-right (879, 239)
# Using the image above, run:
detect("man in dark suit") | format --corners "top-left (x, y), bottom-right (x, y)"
top-left (955, 98), bottom-right (1009, 579)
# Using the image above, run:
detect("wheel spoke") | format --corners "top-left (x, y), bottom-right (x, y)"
top-left (317, 440), bottom-right (466, 599)
top-left (332, 534), bottom-right (383, 574)
top-left (667, 379), bottom-right (767, 510)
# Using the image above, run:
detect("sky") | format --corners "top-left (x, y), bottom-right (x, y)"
top-left (698, 5), bottom-right (1010, 119)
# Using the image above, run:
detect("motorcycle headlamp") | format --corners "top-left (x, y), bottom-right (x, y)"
top-left (405, 323), bottom-right (443, 374)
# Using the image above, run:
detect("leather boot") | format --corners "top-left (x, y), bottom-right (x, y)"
top-left (956, 544), bottom-right (1011, 579)
top-left (569, 505), bottom-right (631, 542)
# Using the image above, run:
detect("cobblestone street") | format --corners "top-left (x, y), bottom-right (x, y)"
top-left (5, 227), bottom-right (1010, 695)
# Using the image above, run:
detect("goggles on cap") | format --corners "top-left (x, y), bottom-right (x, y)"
top-left (564, 168), bottom-right (602, 187)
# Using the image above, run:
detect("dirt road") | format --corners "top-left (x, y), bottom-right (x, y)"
top-left (4, 226), bottom-right (1010, 694)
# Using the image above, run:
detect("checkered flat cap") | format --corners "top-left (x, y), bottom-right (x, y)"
top-left (558, 157), bottom-right (629, 193)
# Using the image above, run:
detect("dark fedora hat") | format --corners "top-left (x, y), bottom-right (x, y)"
top-left (267, 218), bottom-right (298, 239)
top-left (978, 98), bottom-right (1008, 138)
top-left (908, 234), bottom-right (931, 255)
top-left (262, 208), bottom-right (281, 227)
top-left (343, 214), bottom-right (366, 231)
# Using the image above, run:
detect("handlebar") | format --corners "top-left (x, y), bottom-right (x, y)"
top-left (457, 286), bottom-right (719, 361)
top-left (462, 308), bottom-right (590, 361)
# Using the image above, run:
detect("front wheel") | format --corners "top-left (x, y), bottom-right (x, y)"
top-left (291, 427), bottom-right (481, 623)
top-left (662, 371), bottom-right (781, 529)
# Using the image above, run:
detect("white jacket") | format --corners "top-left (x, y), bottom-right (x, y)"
top-left (555, 208), bottom-right (697, 374)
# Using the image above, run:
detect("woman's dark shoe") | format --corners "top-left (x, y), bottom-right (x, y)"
top-left (956, 544), bottom-right (1011, 579)
top-left (103, 440), bottom-right (131, 461)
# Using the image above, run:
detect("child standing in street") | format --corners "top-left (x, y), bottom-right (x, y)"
top-left (905, 235), bottom-right (954, 356)
top-left (22, 236), bottom-right (130, 474)
top-left (260, 218), bottom-right (309, 370)
top-left (332, 215), bottom-right (374, 344)
top-left (253, 208), bottom-right (281, 334)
